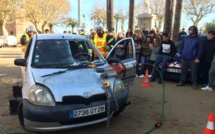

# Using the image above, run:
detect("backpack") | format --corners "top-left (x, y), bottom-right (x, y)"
top-left (20, 35), bottom-right (26, 44)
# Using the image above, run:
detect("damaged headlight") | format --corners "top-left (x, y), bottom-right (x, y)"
top-left (29, 85), bottom-right (55, 106)
top-left (113, 79), bottom-right (125, 96)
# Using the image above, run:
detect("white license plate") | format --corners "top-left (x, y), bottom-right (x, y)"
top-left (70, 105), bottom-right (105, 118)
top-left (166, 68), bottom-right (181, 73)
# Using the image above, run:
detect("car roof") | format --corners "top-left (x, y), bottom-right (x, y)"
top-left (35, 34), bottom-right (87, 40)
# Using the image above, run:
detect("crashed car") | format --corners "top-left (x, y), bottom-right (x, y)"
top-left (162, 34), bottom-right (207, 81)
top-left (14, 34), bottom-right (136, 132)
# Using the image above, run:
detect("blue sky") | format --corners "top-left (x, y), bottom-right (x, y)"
top-left (53, 0), bottom-right (215, 33)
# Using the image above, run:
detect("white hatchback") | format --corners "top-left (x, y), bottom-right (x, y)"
top-left (14, 34), bottom-right (136, 132)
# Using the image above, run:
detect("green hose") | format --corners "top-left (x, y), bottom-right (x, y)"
top-left (142, 63), bottom-right (166, 134)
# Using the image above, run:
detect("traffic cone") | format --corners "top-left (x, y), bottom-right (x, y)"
top-left (204, 113), bottom-right (215, 134)
top-left (141, 69), bottom-right (151, 87)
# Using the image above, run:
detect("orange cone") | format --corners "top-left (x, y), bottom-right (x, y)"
top-left (204, 113), bottom-right (215, 134)
top-left (141, 69), bottom-right (151, 87)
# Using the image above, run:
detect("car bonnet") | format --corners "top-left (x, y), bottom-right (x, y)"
top-left (31, 68), bottom-right (108, 102)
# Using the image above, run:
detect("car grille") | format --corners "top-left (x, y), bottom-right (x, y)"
top-left (62, 94), bottom-right (107, 105)
top-left (59, 112), bottom-right (107, 125)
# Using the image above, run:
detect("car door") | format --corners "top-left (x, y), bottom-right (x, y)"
top-left (106, 38), bottom-right (136, 85)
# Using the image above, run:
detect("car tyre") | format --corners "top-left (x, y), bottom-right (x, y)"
top-left (18, 101), bottom-right (25, 129)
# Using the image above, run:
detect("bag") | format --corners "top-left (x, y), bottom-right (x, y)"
top-left (115, 48), bottom-right (125, 56)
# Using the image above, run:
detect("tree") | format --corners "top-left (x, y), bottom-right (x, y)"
top-left (204, 20), bottom-right (215, 32)
top-left (90, 3), bottom-right (107, 28)
top-left (136, 0), bottom-right (165, 31)
top-left (107, 0), bottom-right (114, 31)
top-left (65, 18), bottom-right (78, 33)
top-left (129, 0), bottom-right (135, 32)
top-left (114, 12), bottom-right (121, 33)
top-left (22, 0), bottom-right (70, 33)
top-left (173, 0), bottom-right (184, 41)
top-left (0, 0), bottom-right (20, 35)
top-left (163, 0), bottom-right (175, 38)
top-left (184, 0), bottom-right (215, 27)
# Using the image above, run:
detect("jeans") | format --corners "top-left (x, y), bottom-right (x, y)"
top-left (152, 55), bottom-right (170, 80)
top-left (140, 56), bottom-right (149, 74)
top-left (208, 62), bottom-right (215, 87)
top-left (180, 60), bottom-right (198, 83)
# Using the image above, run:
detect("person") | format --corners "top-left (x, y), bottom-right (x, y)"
top-left (45, 29), bottom-right (49, 34)
top-left (131, 34), bottom-right (142, 77)
top-left (201, 53), bottom-right (215, 91)
top-left (199, 31), bottom-right (215, 87)
top-left (106, 30), bottom-right (115, 51)
top-left (150, 33), bottom-right (176, 84)
top-left (93, 23), bottom-right (108, 58)
top-left (139, 36), bottom-right (153, 78)
top-left (63, 31), bottom-right (68, 34)
top-left (143, 28), bottom-right (149, 37)
top-left (149, 30), bottom-right (156, 39)
top-left (176, 26), bottom-right (203, 90)
top-left (114, 32), bottom-right (125, 60)
top-left (199, 29), bottom-right (203, 35)
top-left (20, 26), bottom-right (35, 53)
top-left (147, 37), bottom-right (161, 75)
top-left (80, 29), bottom-right (85, 36)
top-left (178, 28), bottom-right (187, 41)
top-left (126, 28), bottom-right (133, 37)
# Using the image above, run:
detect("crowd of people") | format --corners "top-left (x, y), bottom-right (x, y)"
top-left (89, 25), bottom-right (215, 91)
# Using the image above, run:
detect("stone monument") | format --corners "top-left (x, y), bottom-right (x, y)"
top-left (136, 0), bottom-right (157, 31)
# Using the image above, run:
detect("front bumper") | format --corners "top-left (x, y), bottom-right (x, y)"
top-left (23, 88), bottom-right (129, 132)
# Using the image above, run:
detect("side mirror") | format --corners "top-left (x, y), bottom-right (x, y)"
top-left (14, 59), bottom-right (26, 67)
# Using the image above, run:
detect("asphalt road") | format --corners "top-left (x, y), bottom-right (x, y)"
top-left (0, 46), bottom-right (215, 134)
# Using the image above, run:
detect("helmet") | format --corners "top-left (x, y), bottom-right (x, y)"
top-left (94, 22), bottom-right (103, 31)
top-left (27, 26), bottom-right (35, 32)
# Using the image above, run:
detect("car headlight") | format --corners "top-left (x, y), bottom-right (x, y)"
top-left (29, 85), bottom-right (55, 106)
top-left (113, 79), bottom-right (125, 96)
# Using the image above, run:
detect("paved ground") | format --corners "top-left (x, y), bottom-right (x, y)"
top-left (0, 46), bottom-right (215, 134)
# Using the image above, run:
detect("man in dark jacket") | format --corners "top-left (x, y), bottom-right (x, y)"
top-left (178, 28), bottom-right (187, 41)
top-left (150, 33), bottom-right (176, 84)
top-left (199, 31), bottom-right (215, 87)
top-left (176, 26), bottom-right (203, 90)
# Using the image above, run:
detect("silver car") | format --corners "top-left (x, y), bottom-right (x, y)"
top-left (14, 34), bottom-right (136, 132)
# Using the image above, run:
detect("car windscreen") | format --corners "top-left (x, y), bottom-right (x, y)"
top-left (32, 39), bottom-right (106, 68)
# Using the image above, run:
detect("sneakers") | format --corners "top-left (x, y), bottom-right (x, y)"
top-left (139, 74), bottom-right (144, 78)
top-left (148, 74), bottom-right (152, 78)
top-left (201, 85), bottom-right (213, 91)
top-left (135, 74), bottom-right (139, 78)
top-left (192, 83), bottom-right (198, 90)
top-left (176, 81), bottom-right (185, 86)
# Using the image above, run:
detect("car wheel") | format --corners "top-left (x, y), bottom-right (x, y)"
top-left (18, 101), bottom-right (25, 129)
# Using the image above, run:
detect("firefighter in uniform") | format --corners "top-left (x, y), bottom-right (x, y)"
top-left (20, 26), bottom-right (35, 53)
top-left (93, 23), bottom-right (110, 59)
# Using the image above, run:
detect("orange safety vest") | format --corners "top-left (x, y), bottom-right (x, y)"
top-left (93, 33), bottom-right (108, 58)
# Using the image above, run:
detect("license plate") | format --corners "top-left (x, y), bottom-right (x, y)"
top-left (166, 68), bottom-right (181, 73)
top-left (69, 105), bottom-right (105, 118)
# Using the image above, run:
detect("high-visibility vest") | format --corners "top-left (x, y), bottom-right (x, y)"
top-left (21, 33), bottom-right (30, 53)
top-left (93, 33), bottom-right (107, 57)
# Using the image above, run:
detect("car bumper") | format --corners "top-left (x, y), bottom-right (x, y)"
top-left (23, 88), bottom-right (129, 132)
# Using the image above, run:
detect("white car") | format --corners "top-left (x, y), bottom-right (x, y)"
top-left (4, 35), bottom-right (17, 47)
top-left (14, 34), bottom-right (136, 132)
top-left (0, 36), bottom-right (5, 48)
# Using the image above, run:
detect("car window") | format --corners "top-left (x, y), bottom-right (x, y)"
top-left (108, 39), bottom-right (134, 61)
top-left (32, 39), bottom-right (105, 68)
top-left (24, 39), bottom-right (32, 60)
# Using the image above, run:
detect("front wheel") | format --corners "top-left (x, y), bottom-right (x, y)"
top-left (18, 101), bottom-right (25, 128)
